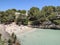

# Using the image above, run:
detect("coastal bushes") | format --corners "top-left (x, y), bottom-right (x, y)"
top-left (0, 6), bottom-right (60, 28)
top-left (0, 33), bottom-right (7, 45)
top-left (0, 33), bottom-right (2, 39)
top-left (53, 20), bottom-right (60, 25)
top-left (0, 33), bottom-right (20, 45)
top-left (8, 33), bottom-right (21, 45)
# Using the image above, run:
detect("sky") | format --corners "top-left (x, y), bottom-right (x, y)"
top-left (0, 0), bottom-right (60, 11)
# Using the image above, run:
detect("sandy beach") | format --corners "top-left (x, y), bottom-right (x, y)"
top-left (3, 22), bottom-right (36, 35)
top-left (0, 22), bottom-right (36, 37)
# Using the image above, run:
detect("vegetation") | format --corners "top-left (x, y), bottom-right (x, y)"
top-left (8, 39), bottom-right (12, 45)
top-left (0, 6), bottom-right (60, 28)
top-left (8, 33), bottom-right (21, 45)
top-left (0, 33), bottom-right (20, 45)
top-left (0, 33), bottom-right (2, 39)
top-left (0, 33), bottom-right (6, 45)
top-left (53, 20), bottom-right (60, 25)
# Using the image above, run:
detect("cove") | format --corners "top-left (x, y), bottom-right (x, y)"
top-left (17, 29), bottom-right (60, 45)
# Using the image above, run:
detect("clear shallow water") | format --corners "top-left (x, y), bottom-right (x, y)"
top-left (17, 29), bottom-right (60, 45)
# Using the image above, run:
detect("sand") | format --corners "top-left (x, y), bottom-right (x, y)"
top-left (3, 22), bottom-right (36, 35)
top-left (0, 22), bottom-right (36, 36)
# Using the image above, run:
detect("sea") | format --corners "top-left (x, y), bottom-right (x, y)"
top-left (16, 29), bottom-right (60, 45)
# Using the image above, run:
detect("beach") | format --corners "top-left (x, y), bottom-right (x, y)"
top-left (3, 22), bottom-right (36, 35)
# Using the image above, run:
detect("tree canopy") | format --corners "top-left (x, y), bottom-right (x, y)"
top-left (0, 6), bottom-right (60, 26)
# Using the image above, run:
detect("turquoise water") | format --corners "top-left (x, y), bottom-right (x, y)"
top-left (17, 29), bottom-right (60, 45)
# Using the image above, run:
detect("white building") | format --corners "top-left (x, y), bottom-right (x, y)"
top-left (15, 11), bottom-right (28, 19)
top-left (15, 12), bottom-right (20, 19)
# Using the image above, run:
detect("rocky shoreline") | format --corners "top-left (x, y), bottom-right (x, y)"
top-left (0, 22), bottom-right (60, 36)
top-left (29, 23), bottom-right (60, 30)
top-left (0, 22), bottom-right (60, 45)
